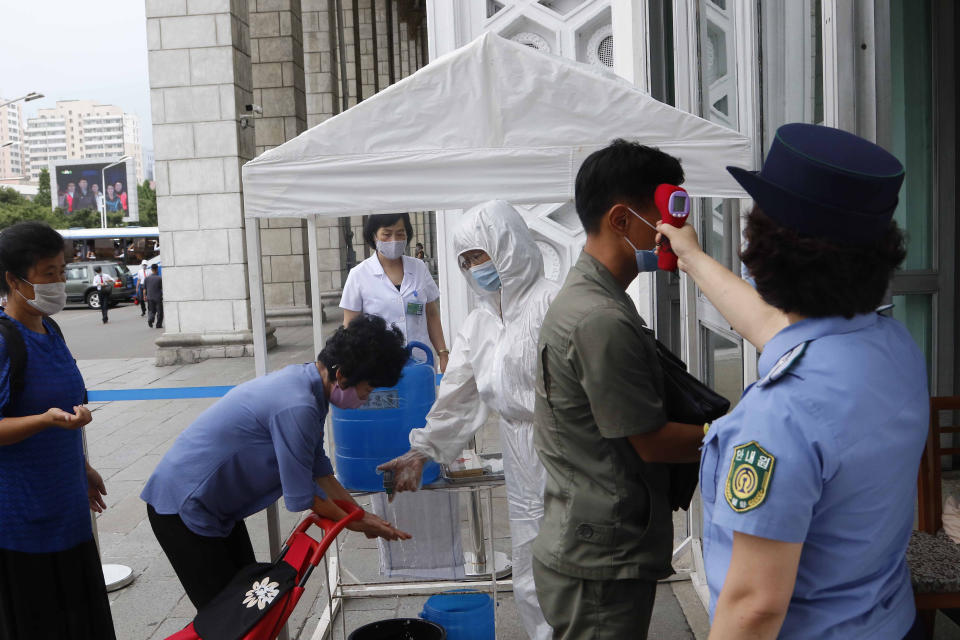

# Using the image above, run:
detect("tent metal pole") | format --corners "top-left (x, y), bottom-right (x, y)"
top-left (245, 217), bottom-right (286, 640)
top-left (246, 219), bottom-right (269, 378)
top-left (307, 215), bottom-right (324, 357)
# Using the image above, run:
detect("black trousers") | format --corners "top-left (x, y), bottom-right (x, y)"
top-left (97, 290), bottom-right (110, 321)
top-left (148, 299), bottom-right (164, 327)
top-left (137, 285), bottom-right (146, 314)
top-left (903, 612), bottom-right (928, 640)
top-left (0, 538), bottom-right (116, 639)
top-left (147, 505), bottom-right (256, 610)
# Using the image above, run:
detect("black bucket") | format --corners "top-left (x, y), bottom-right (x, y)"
top-left (347, 618), bottom-right (446, 640)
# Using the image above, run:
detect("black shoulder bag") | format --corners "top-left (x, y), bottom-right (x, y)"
top-left (644, 328), bottom-right (731, 511)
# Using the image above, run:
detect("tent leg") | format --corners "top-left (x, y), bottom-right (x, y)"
top-left (245, 218), bottom-right (287, 639)
top-left (307, 215), bottom-right (325, 356)
top-left (245, 220), bottom-right (269, 378)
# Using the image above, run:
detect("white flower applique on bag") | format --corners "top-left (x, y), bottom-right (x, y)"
top-left (243, 577), bottom-right (280, 610)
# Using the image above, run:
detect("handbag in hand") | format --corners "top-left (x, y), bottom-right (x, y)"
top-left (644, 329), bottom-right (731, 511)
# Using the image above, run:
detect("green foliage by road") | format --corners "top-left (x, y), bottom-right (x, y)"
top-left (35, 168), bottom-right (51, 208)
top-left (0, 177), bottom-right (158, 231)
top-left (138, 180), bottom-right (157, 226)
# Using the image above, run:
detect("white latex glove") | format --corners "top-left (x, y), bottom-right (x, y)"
top-left (376, 449), bottom-right (432, 502)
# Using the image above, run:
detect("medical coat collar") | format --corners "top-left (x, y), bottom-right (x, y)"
top-left (369, 254), bottom-right (415, 290)
top-left (758, 313), bottom-right (879, 380)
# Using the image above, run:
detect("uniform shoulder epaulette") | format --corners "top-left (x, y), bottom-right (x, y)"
top-left (756, 341), bottom-right (809, 388)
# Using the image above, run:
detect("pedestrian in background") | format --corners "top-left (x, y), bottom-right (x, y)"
top-left (144, 264), bottom-right (163, 329)
top-left (659, 123), bottom-right (928, 640)
top-left (533, 140), bottom-right (704, 640)
top-left (135, 260), bottom-right (148, 317)
top-left (91, 266), bottom-right (113, 325)
top-left (0, 222), bottom-right (115, 639)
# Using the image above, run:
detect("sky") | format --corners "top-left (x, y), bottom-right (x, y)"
top-left (0, 0), bottom-right (153, 150)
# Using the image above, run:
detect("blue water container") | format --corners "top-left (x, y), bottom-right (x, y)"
top-left (331, 341), bottom-right (441, 492)
top-left (420, 591), bottom-right (494, 640)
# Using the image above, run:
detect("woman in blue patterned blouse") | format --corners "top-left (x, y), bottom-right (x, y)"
top-left (0, 222), bottom-right (115, 639)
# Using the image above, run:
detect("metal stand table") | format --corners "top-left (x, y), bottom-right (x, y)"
top-left (310, 478), bottom-right (512, 640)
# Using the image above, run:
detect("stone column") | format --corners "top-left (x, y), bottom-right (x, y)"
top-left (147, 0), bottom-right (276, 365)
top-left (249, 0), bottom-right (313, 326)
top-left (302, 0), bottom-right (349, 315)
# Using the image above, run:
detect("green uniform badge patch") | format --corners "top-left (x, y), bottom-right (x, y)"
top-left (724, 441), bottom-right (775, 513)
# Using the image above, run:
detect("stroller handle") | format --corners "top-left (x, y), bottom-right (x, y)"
top-left (298, 500), bottom-right (364, 568)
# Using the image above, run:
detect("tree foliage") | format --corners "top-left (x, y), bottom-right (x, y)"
top-left (0, 179), bottom-right (157, 233)
top-left (137, 180), bottom-right (157, 226)
top-left (35, 168), bottom-right (51, 208)
top-left (0, 187), bottom-right (124, 230)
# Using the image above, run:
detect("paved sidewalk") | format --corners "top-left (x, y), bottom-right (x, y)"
top-left (76, 323), bottom-right (706, 640)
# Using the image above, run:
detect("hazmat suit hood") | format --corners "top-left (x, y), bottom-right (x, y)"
top-left (453, 200), bottom-right (544, 320)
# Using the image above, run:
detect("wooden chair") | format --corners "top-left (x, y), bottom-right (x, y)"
top-left (907, 396), bottom-right (960, 637)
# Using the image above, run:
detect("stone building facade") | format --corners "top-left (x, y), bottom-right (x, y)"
top-left (147, 0), bottom-right (431, 364)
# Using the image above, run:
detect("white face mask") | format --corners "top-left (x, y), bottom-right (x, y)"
top-left (17, 278), bottom-right (67, 316)
top-left (376, 240), bottom-right (406, 260)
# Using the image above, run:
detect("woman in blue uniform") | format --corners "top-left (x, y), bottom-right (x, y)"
top-left (659, 123), bottom-right (927, 639)
top-left (0, 222), bottom-right (114, 639)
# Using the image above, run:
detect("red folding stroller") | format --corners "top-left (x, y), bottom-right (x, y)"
top-left (166, 501), bottom-right (363, 640)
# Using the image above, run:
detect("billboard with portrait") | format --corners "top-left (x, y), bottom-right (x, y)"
top-left (49, 157), bottom-right (138, 221)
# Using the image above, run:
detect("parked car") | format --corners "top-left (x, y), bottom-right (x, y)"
top-left (66, 260), bottom-right (136, 309)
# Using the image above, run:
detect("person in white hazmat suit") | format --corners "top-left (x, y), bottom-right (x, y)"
top-left (378, 200), bottom-right (556, 640)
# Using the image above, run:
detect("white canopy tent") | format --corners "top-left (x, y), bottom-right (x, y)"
top-left (239, 34), bottom-right (753, 597)
top-left (243, 32), bottom-right (751, 221)
top-left (241, 30), bottom-right (753, 367)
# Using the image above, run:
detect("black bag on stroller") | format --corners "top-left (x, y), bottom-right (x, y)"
top-left (192, 560), bottom-right (298, 640)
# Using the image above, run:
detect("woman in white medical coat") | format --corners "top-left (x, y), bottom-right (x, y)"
top-left (340, 213), bottom-right (449, 372)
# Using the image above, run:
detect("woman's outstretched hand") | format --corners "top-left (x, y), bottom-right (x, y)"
top-left (47, 405), bottom-right (93, 430)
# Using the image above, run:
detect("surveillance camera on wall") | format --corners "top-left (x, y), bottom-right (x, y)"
top-left (244, 104), bottom-right (263, 115)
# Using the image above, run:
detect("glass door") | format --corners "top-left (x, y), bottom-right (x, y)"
top-left (884, 0), bottom-right (946, 392)
top-left (882, 0), bottom-right (956, 474)
top-left (672, 0), bottom-right (827, 607)
top-left (691, 0), bottom-right (750, 415)
top-left (671, 0), bottom-right (758, 606)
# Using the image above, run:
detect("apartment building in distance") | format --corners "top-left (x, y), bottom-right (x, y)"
top-left (0, 99), bottom-right (28, 182)
top-left (25, 99), bottom-right (143, 183)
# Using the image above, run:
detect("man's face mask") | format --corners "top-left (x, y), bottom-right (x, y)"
top-left (623, 207), bottom-right (659, 273)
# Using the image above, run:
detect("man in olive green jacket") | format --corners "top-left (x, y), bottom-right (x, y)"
top-left (533, 140), bottom-right (704, 640)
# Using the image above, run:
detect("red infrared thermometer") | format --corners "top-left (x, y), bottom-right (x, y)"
top-left (654, 184), bottom-right (690, 272)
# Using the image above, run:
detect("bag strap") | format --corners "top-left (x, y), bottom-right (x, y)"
top-left (0, 316), bottom-right (87, 409)
top-left (45, 316), bottom-right (65, 341)
top-left (641, 326), bottom-right (688, 371)
top-left (43, 316), bottom-right (88, 404)
top-left (0, 317), bottom-right (27, 408)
